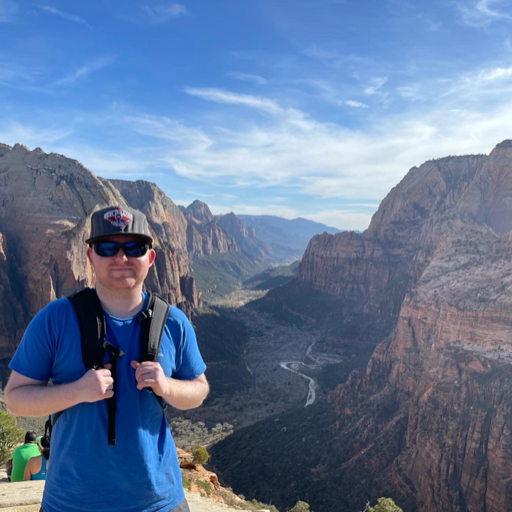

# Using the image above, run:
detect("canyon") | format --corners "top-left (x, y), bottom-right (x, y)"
top-left (4, 139), bottom-right (512, 511)
top-left (208, 141), bottom-right (512, 512)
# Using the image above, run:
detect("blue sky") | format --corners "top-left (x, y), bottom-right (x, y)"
top-left (2, 0), bottom-right (512, 230)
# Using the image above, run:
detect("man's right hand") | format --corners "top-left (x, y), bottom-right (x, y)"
top-left (76, 365), bottom-right (114, 402)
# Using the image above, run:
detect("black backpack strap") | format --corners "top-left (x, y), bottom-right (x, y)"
top-left (68, 288), bottom-right (107, 370)
top-left (68, 287), bottom-right (124, 445)
top-left (137, 293), bottom-right (169, 409)
top-left (45, 415), bottom-right (54, 441)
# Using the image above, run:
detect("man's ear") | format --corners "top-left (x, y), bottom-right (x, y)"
top-left (86, 246), bottom-right (93, 265)
top-left (148, 248), bottom-right (156, 266)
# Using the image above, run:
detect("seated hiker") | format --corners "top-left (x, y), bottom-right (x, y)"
top-left (23, 436), bottom-right (50, 481)
top-left (10, 431), bottom-right (39, 482)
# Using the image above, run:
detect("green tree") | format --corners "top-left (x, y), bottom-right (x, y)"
top-left (191, 445), bottom-right (209, 464)
top-left (0, 410), bottom-right (24, 463)
top-left (288, 500), bottom-right (313, 512)
top-left (363, 497), bottom-right (403, 512)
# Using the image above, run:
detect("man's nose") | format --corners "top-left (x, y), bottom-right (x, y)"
top-left (114, 248), bottom-right (129, 260)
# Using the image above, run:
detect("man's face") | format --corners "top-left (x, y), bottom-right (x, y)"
top-left (86, 234), bottom-right (156, 292)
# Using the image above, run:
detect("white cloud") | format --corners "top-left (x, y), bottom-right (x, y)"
top-left (397, 84), bottom-right (423, 101)
top-left (443, 65), bottom-right (512, 98)
top-left (228, 72), bottom-right (268, 85)
top-left (345, 100), bottom-right (368, 108)
top-left (364, 76), bottom-right (388, 95)
top-left (144, 3), bottom-right (187, 23)
top-left (456, 0), bottom-right (512, 27)
top-left (0, 0), bottom-right (17, 22)
top-left (125, 113), bottom-right (212, 150)
top-left (0, 121), bottom-right (71, 147)
top-left (39, 5), bottom-right (89, 26)
top-left (5, 55), bottom-right (512, 216)
top-left (56, 56), bottom-right (114, 86)
top-left (479, 66), bottom-right (512, 80)
top-left (185, 87), bottom-right (283, 114)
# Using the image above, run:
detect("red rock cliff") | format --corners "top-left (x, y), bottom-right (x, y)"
top-left (322, 142), bottom-right (512, 511)
top-left (0, 143), bottom-right (198, 356)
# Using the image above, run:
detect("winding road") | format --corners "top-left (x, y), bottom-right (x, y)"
top-left (279, 340), bottom-right (344, 407)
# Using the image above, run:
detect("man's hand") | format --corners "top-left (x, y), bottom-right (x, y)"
top-left (130, 361), bottom-right (169, 397)
top-left (131, 360), bottom-right (208, 410)
top-left (75, 364), bottom-right (114, 402)
top-left (4, 365), bottom-right (116, 417)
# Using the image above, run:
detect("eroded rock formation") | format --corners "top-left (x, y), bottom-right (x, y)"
top-left (0, 143), bottom-right (198, 354)
top-left (298, 141), bottom-right (512, 511)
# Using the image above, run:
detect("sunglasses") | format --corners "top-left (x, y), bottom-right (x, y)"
top-left (92, 240), bottom-right (150, 258)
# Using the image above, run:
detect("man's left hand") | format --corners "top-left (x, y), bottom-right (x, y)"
top-left (130, 361), bottom-right (169, 397)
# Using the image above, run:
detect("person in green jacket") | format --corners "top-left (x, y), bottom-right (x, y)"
top-left (10, 431), bottom-right (39, 482)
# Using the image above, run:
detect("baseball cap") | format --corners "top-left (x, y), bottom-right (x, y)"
top-left (86, 205), bottom-right (153, 245)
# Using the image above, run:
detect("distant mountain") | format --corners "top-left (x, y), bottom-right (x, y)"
top-left (237, 215), bottom-right (340, 261)
top-left (179, 202), bottom-right (275, 298)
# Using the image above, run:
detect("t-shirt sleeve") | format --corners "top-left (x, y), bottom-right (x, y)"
top-left (170, 307), bottom-right (206, 380)
top-left (9, 303), bottom-right (57, 382)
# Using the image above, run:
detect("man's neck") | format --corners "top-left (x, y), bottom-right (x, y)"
top-left (95, 285), bottom-right (144, 318)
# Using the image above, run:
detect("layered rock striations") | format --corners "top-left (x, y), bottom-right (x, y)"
top-left (297, 154), bottom-right (487, 317)
top-left (313, 142), bottom-right (512, 511)
top-left (0, 143), bottom-right (198, 356)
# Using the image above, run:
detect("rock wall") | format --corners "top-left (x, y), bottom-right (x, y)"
top-left (0, 143), bottom-right (198, 354)
top-left (319, 142), bottom-right (512, 511)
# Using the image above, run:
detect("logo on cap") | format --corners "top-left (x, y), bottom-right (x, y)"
top-left (104, 207), bottom-right (133, 228)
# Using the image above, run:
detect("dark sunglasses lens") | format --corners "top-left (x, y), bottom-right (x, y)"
top-left (93, 241), bottom-right (149, 257)
top-left (123, 241), bottom-right (148, 257)
top-left (94, 242), bottom-right (119, 257)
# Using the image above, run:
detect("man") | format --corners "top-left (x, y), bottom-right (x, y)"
top-left (5, 205), bottom-right (208, 512)
top-left (9, 431), bottom-right (39, 482)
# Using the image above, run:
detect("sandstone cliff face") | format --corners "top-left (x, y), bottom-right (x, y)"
top-left (0, 144), bottom-right (198, 355)
top-left (319, 142), bottom-right (512, 511)
top-left (297, 154), bottom-right (488, 317)
top-left (181, 201), bottom-right (239, 257)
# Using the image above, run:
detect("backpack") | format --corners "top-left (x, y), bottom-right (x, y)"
top-left (45, 287), bottom-right (170, 445)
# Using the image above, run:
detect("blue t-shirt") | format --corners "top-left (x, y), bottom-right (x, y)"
top-left (9, 294), bottom-right (206, 512)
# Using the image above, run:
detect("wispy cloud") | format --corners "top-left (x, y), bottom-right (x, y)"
top-left (0, 59), bottom-right (39, 86)
top-left (55, 56), bottom-right (114, 86)
top-left (144, 3), bottom-right (187, 23)
top-left (0, 121), bottom-right (71, 147)
top-left (397, 84), bottom-right (423, 101)
top-left (443, 65), bottom-right (512, 97)
top-left (125, 113), bottom-right (212, 150)
top-left (456, 0), bottom-right (512, 27)
top-left (0, 0), bottom-right (18, 22)
top-left (228, 72), bottom-right (268, 85)
top-left (185, 87), bottom-right (283, 114)
top-left (364, 76), bottom-right (388, 95)
top-left (345, 100), bottom-right (368, 108)
top-left (39, 5), bottom-right (90, 27)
